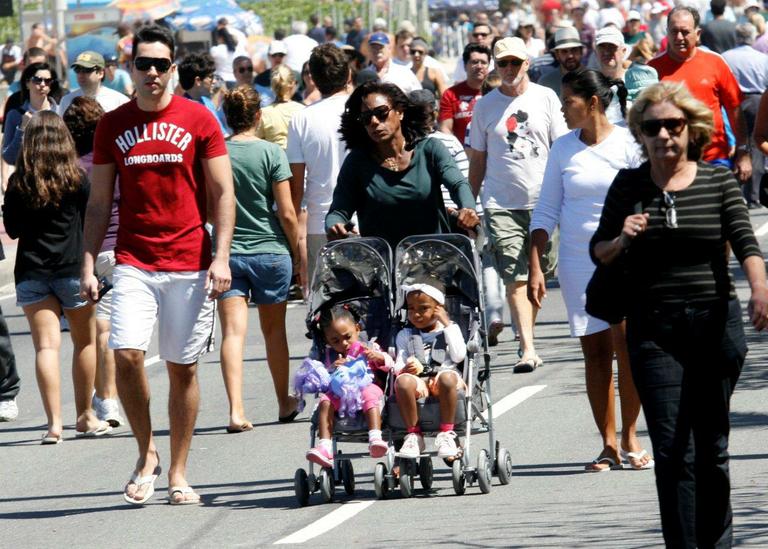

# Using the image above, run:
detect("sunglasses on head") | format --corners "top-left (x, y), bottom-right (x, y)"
top-left (238, 66), bottom-right (253, 73)
top-left (357, 105), bottom-right (392, 125)
top-left (30, 75), bottom-right (53, 85)
top-left (74, 66), bottom-right (98, 74)
top-left (496, 58), bottom-right (524, 68)
top-left (133, 56), bottom-right (172, 73)
top-left (640, 117), bottom-right (687, 137)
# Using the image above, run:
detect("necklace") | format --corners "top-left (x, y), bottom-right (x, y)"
top-left (383, 156), bottom-right (399, 171)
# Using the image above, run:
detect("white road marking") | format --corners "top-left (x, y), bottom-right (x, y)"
top-left (0, 293), bottom-right (14, 301)
top-left (274, 501), bottom-right (376, 545)
top-left (274, 384), bottom-right (546, 544)
top-left (755, 220), bottom-right (768, 237)
top-left (482, 384), bottom-right (547, 420)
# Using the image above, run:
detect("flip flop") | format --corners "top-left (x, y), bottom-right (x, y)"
top-left (168, 486), bottom-right (201, 505)
top-left (278, 409), bottom-right (300, 423)
top-left (123, 464), bottom-right (162, 505)
top-left (75, 421), bottom-right (113, 438)
top-left (513, 358), bottom-right (538, 374)
top-left (585, 455), bottom-right (619, 472)
top-left (41, 433), bottom-right (62, 445)
top-left (620, 449), bottom-right (655, 470)
top-left (226, 422), bottom-right (253, 434)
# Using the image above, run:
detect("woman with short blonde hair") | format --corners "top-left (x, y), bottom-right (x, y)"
top-left (256, 64), bottom-right (304, 148)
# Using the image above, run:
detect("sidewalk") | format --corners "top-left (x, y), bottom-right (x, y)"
top-left (0, 215), bottom-right (17, 289)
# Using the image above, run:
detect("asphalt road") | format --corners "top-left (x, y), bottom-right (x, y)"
top-left (2, 211), bottom-right (768, 548)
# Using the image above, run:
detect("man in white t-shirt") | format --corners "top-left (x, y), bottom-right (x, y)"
top-left (58, 51), bottom-right (130, 115)
top-left (367, 32), bottom-right (422, 94)
top-left (286, 44), bottom-right (350, 285)
top-left (283, 20), bottom-right (319, 73)
top-left (468, 37), bottom-right (567, 373)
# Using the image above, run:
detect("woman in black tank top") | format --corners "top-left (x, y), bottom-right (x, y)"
top-left (409, 38), bottom-right (446, 99)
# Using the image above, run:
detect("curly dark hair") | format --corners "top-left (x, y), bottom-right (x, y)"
top-left (339, 82), bottom-right (432, 152)
top-left (62, 96), bottom-right (105, 157)
top-left (309, 43), bottom-right (349, 95)
top-left (178, 52), bottom-right (216, 91)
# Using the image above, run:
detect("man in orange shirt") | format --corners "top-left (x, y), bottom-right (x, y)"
top-left (649, 6), bottom-right (751, 181)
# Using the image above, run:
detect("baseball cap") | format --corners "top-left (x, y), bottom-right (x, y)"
top-left (494, 37), bottom-right (528, 60)
top-left (744, 0), bottom-right (762, 10)
top-left (368, 32), bottom-right (390, 46)
top-left (595, 26), bottom-right (625, 46)
top-left (268, 40), bottom-right (287, 55)
top-left (520, 14), bottom-right (537, 27)
top-left (104, 54), bottom-right (119, 66)
top-left (552, 26), bottom-right (583, 49)
top-left (71, 50), bottom-right (105, 70)
top-left (409, 89), bottom-right (438, 110)
top-left (627, 10), bottom-right (642, 21)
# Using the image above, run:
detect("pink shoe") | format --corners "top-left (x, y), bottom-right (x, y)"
top-left (306, 445), bottom-right (334, 468)
top-left (369, 438), bottom-right (388, 458)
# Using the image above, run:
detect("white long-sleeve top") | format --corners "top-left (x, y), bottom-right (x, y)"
top-left (394, 321), bottom-right (467, 375)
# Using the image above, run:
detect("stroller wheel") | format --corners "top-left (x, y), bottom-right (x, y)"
top-left (340, 459), bottom-right (355, 496)
top-left (477, 450), bottom-right (492, 494)
top-left (294, 468), bottom-right (310, 507)
top-left (398, 459), bottom-right (415, 498)
top-left (319, 468), bottom-right (335, 503)
top-left (497, 447), bottom-right (513, 485)
top-left (451, 459), bottom-right (466, 496)
top-left (374, 462), bottom-right (389, 500)
top-left (418, 456), bottom-right (433, 490)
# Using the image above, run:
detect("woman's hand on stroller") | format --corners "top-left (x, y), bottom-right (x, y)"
top-left (327, 221), bottom-right (359, 241)
top-left (456, 208), bottom-right (480, 234)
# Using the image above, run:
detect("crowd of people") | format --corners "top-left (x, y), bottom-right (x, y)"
top-left (0, 2), bottom-right (765, 544)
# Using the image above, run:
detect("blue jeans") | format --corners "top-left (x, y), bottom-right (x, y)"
top-left (0, 305), bottom-right (19, 401)
top-left (627, 298), bottom-right (745, 548)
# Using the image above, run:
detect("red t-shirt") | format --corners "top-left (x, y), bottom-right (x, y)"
top-left (648, 49), bottom-right (742, 162)
top-left (438, 81), bottom-right (483, 143)
top-left (93, 95), bottom-right (227, 272)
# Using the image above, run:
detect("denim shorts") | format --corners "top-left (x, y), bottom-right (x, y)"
top-left (219, 253), bottom-right (292, 305)
top-left (16, 276), bottom-right (88, 310)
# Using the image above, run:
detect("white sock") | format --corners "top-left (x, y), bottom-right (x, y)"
top-left (368, 429), bottom-right (383, 442)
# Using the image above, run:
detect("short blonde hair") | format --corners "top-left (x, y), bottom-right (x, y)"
top-left (271, 64), bottom-right (296, 102)
top-left (628, 81), bottom-right (713, 160)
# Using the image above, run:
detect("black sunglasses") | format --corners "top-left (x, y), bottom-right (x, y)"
top-left (473, 32), bottom-right (490, 38)
top-left (640, 117), bottom-right (687, 137)
top-left (662, 191), bottom-right (678, 229)
top-left (30, 75), bottom-right (53, 85)
top-left (238, 66), bottom-right (254, 73)
top-left (357, 105), bottom-right (392, 125)
top-left (74, 66), bottom-right (98, 74)
top-left (134, 56), bottom-right (172, 73)
top-left (497, 58), bottom-right (524, 68)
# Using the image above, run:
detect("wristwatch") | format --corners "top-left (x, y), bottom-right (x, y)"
top-left (736, 144), bottom-right (751, 154)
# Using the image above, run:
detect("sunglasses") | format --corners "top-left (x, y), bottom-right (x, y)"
top-left (639, 117), bottom-right (687, 137)
top-left (238, 66), bottom-right (254, 73)
top-left (133, 56), bottom-right (172, 73)
top-left (74, 66), bottom-right (98, 74)
top-left (30, 75), bottom-right (53, 85)
top-left (497, 58), bottom-right (524, 68)
top-left (663, 191), bottom-right (678, 229)
top-left (410, 49), bottom-right (426, 55)
top-left (473, 32), bottom-right (490, 38)
top-left (357, 105), bottom-right (392, 125)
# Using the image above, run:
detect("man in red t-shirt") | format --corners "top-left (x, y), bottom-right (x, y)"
top-left (80, 25), bottom-right (235, 506)
top-left (649, 6), bottom-right (751, 181)
top-left (439, 43), bottom-right (491, 143)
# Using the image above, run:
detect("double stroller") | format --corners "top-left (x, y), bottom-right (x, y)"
top-left (293, 235), bottom-right (512, 506)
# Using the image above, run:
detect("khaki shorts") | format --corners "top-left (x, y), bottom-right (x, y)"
top-left (486, 208), bottom-right (558, 284)
top-left (398, 370), bottom-right (466, 399)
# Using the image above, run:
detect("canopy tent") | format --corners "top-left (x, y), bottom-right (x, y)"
top-left (163, 0), bottom-right (263, 36)
top-left (111, 0), bottom-right (181, 22)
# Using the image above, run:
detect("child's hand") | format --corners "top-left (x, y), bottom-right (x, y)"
top-left (364, 349), bottom-right (385, 364)
top-left (435, 304), bottom-right (452, 327)
top-left (332, 357), bottom-right (346, 370)
top-left (403, 357), bottom-right (424, 375)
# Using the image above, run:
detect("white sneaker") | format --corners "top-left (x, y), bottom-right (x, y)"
top-left (396, 433), bottom-right (425, 458)
top-left (100, 398), bottom-right (124, 428)
top-left (0, 398), bottom-right (18, 421)
top-left (435, 431), bottom-right (459, 459)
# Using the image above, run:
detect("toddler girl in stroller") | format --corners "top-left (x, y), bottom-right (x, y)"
top-left (393, 280), bottom-right (467, 461)
top-left (300, 304), bottom-right (392, 468)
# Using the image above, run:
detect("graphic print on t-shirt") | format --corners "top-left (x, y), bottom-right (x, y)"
top-left (505, 110), bottom-right (539, 159)
top-left (114, 121), bottom-right (193, 166)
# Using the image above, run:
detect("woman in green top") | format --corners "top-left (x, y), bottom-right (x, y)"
top-left (219, 86), bottom-right (301, 430)
top-left (326, 82), bottom-right (479, 251)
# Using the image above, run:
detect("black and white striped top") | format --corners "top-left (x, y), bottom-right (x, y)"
top-left (590, 161), bottom-right (762, 307)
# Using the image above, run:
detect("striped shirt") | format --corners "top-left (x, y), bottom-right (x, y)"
top-left (590, 162), bottom-right (762, 307)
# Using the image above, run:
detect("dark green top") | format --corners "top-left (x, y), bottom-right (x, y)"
top-left (326, 137), bottom-right (476, 251)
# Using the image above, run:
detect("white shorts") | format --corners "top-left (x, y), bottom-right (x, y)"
top-left (94, 250), bottom-right (115, 321)
top-left (109, 265), bottom-right (215, 365)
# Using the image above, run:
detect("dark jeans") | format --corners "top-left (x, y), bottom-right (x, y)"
top-left (627, 298), bottom-right (746, 549)
top-left (0, 304), bottom-right (19, 400)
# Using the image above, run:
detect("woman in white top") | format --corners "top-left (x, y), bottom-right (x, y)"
top-left (210, 27), bottom-right (243, 89)
top-left (529, 70), bottom-right (654, 472)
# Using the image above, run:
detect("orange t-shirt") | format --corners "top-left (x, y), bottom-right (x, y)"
top-left (648, 49), bottom-right (742, 161)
